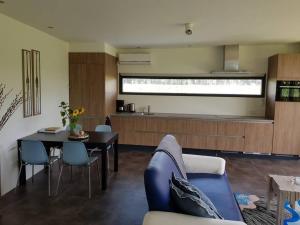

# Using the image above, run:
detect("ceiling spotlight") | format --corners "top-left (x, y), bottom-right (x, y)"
top-left (47, 26), bottom-right (54, 29)
top-left (185, 23), bottom-right (193, 35)
top-left (0, 1), bottom-right (5, 4)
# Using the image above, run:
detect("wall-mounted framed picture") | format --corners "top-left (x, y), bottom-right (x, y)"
top-left (22, 49), bottom-right (33, 117)
top-left (21, 49), bottom-right (41, 117)
top-left (31, 50), bottom-right (41, 115)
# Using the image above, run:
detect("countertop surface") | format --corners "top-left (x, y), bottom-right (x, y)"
top-left (111, 112), bottom-right (274, 123)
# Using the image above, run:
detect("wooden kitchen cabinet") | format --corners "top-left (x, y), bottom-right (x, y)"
top-left (276, 54), bottom-right (300, 80)
top-left (244, 123), bottom-right (273, 153)
top-left (69, 52), bottom-right (117, 131)
top-left (265, 54), bottom-right (300, 155)
top-left (111, 115), bottom-right (273, 154)
top-left (273, 102), bottom-right (300, 155)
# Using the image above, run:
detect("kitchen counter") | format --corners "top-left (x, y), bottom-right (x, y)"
top-left (111, 112), bottom-right (273, 123)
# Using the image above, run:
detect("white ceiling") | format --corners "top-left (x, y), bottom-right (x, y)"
top-left (0, 0), bottom-right (300, 48)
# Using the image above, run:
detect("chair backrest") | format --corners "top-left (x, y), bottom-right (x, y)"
top-left (21, 140), bottom-right (49, 165)
top-left (95, 124), bottom-right (112, 132)
top-left (66, 124), bottom-right (82, 131)
top-left (62, 141), bottom-right (89, 165)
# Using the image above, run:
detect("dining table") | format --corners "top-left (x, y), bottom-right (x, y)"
top-left (17, 130), bottom-right (119, 190)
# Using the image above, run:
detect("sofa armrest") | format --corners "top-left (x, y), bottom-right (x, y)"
top-left (182, 154), bottom-right (226, 175)
top-left (143, 212), bottom-right (246, 225)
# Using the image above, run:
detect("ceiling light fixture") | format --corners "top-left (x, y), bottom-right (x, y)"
top-left (47, 26), bottom-right (54, 29)
top-left (0, 1), bottom-right (5, 4)
top-left (185, 23), bottom-right (193, 35)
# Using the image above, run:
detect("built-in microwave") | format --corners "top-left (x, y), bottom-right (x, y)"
top-left (276, 81), bottom-right (300, 102)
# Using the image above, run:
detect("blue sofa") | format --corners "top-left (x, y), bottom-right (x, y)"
top-left (144, 151), bottom-right (246, 225)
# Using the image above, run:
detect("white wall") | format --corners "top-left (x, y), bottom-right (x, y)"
top-left (69, 42), bottom-right (117, 56)
top-left (0, 13), bottom-right (69, 195)
top-left (118, 44), bottom-right (300, 116)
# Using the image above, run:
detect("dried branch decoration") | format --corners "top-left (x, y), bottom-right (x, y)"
top-left (0, 83), bottom-right (23, 131)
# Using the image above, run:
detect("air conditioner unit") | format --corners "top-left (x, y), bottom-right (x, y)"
top-left (118, 53), bottom-right (151, 65)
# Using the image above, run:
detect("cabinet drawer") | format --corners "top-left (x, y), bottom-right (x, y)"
top-left (186, 119), bottom-right (218, 135)
top-left (119, 117), bottom-right (136, 131)
top-left (167, 119), bottom-right (187, 133)
top-left (119, 131), bottom-right (136, 145)
top-left (134, 117), bottom-right (147, 131)
top-left (186, 135), bottom-right (217, 150)
top-left (135, 132), bottom-right (154, 146)
top-left (186, 135), bottom-right (207, 149)
top-left (217, 121), bottom-right (245, 137)
top-left (146, 118), bottom-right (168, 132)
top-left (217, 136), bottom-right (244, 151)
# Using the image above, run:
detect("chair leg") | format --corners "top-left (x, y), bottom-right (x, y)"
top-left (96, 159), bottom-right (101, 187)
top-left (58, 158), bottom-right (62, 170)
top-left (15, 164), bottom-right (23, 192)
top-left (48, 165), bottom-right (51, 197)
top-left (70, 165), bottom-right (72, 181)
top-left (88, 165), bottom-right (91, 199)
top-left (107, 150), bottom-right (110, 172)
top-left (31, 165), bottom-right (34, 183)
top-left (56, 165), bottom-right (64, 195)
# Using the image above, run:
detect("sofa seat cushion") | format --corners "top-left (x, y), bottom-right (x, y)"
top-left (187, 173), bottom-right (243, 221)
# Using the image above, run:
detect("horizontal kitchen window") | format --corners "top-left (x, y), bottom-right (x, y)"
top-left (119, 75), bottom-right (265, 97)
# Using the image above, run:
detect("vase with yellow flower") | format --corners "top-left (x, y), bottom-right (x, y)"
top-left (59, 101), bottom-right (85, 136)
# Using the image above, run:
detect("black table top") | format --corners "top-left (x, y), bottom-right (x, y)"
top-left (17, 131), bottom-right (118, 148)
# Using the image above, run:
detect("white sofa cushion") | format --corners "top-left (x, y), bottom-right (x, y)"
top-left (143, 211), bottom-right (247, 225)
top-left (182, 154), bottom-right (225, 175)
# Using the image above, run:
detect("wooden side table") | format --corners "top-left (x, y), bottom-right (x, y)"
top-left (267, 175), bottom-right (300, 225)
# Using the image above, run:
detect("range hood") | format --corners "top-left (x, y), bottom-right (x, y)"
top-left (212, 44), bottom-right (254, 75)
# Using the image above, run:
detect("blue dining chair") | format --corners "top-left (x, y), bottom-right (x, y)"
top-left (94, 125), bottom-right (114, 171)
top-left (56, 141), bottom-right (100, 199)
top-left (64, 124), bottom-right (83, 178)
top-left (95, 125), bottom-right (111, 132)
top-left (16, 140), bottom-right (58, 196)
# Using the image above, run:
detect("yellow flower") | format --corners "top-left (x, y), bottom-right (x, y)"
top-left (73, 109), bottom-right (79, 116)
top-left (79, 107), bottom-right (85, 114)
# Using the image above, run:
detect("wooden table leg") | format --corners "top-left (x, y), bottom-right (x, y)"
top-left (44, 145), bottom-right (52, 174)
top-left (101, 149), bottom-right (108, 190)
top-left (277, 191), bottom-right (287, 225)
top-left (114, 138), bottom-right (118, 172)
top-left (17, 140), bottom-right (26, 186)
top-left (267, 176), bottom-right (273, 211)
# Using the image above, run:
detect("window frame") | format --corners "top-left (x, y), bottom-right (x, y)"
top-left (119, 74), bottom-right (266, 98)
